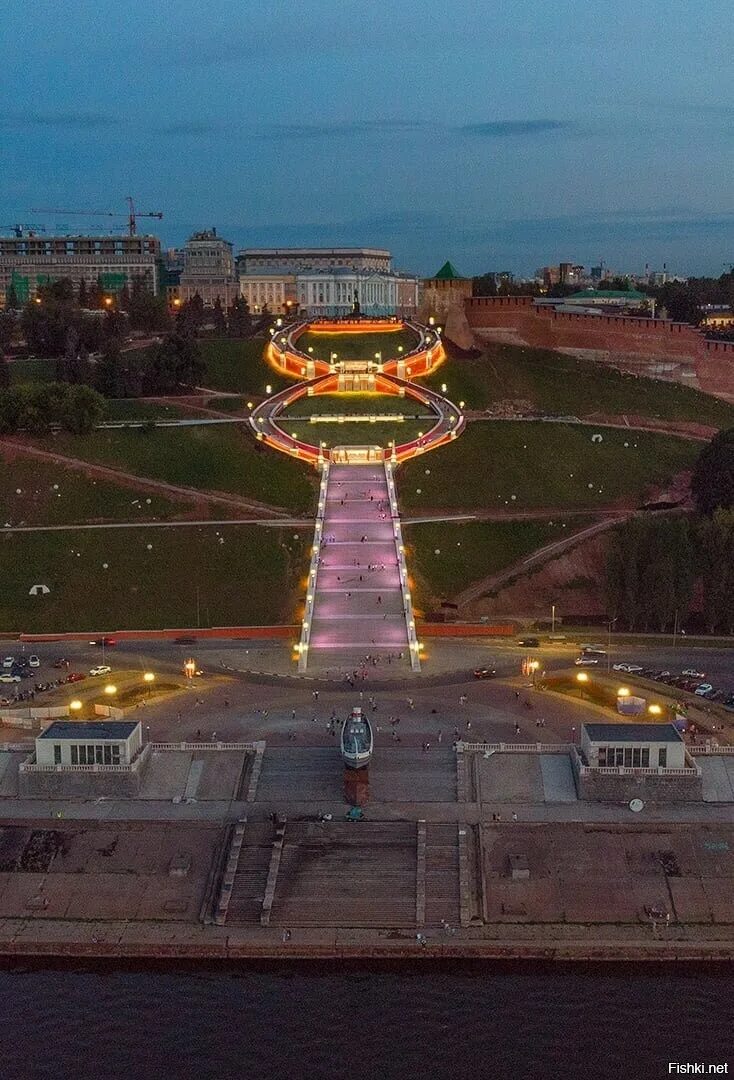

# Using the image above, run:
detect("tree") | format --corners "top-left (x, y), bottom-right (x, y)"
top-left (77, 278), bottom-right (88, 308)
top-left (60, 384), bottom-right (106, 434)
top-left (0, 349), bottom-right (9, 390)
top-left (95, 341), bottom-right (140, 398)
top-left (176, 295), bottom-right (205, 336)
top-left (227, 295), bottom-right (251, 337)
top-left (142, 334), bottom-right (205, 394)
top-left (691, 427), bottom-right (734, 514)
top-left (211, 297), bottom-right (227, 335)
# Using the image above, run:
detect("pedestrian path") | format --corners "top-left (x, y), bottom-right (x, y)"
top-left (304, 463), bottom-right (417, 671)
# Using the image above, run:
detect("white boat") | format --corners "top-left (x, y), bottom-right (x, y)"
top-left (340, 707), bottom-right (373, 769)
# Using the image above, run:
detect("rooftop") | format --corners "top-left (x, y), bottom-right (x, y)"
top-left (39, 721), bottom-right (140, 741)
top-left (430, 260), bottom-right (466, 281)
top-left (568, 289), bottom-right (648, 301)
top-left (583, 723), bottom-right (683, 744)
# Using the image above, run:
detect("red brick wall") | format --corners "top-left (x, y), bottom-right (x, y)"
top-left (464, 297), bottom-right (734, 400)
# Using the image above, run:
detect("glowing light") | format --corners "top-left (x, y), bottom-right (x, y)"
top-left (576, 672), bottom-right (589, 683)
top-left (648, 704), bottom-right (662, 715)
top-left (143, 672), bottom-right (155, 684)
top-left (104, 684), bottom-right (117, 696)
top-left (617, 687), bottom-right (630, 697)
top-left (69, 699), bottom-right (82, 712)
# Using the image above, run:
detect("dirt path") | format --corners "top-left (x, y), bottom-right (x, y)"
top-left (0, 439), bottom-right (295, 520)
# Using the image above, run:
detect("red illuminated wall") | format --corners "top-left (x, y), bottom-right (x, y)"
top-left (464, 297), bottom-right (734, 400)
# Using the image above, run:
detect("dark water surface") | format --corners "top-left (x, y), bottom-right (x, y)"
top-left (0, 962), bottom-right (731, 1080)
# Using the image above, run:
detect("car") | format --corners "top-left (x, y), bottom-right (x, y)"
top-left (682, 669), bottom-right (705, 679)
top-left (89, 637), bottom-right (117, 647)
top-left (575, 657), bottom-right (599, 666)
top-left (625, 664), bottom-right (643, 674)
top-left (694, 683), bottom-right (714, 696)
top-left (66, 672), bottom-right (86, 683)
top-left (2, 657), bottom-right (15, 669)
top-left (517, 638), bottom-right (540, 648)
top-left (174, 636), bottom-right (198, 645)
top-left (11, 666), bottom-right (31, 679)
top-left (473, 668), bottom-right (497, 679)
top-left (0, 674), bottom-right (21, 684)
top-left (28, 655), bottom-right (40, 669)
top-left (89, 665), bottom-right (112, 677)
top-left (53, 658), bottom-right (70, 669)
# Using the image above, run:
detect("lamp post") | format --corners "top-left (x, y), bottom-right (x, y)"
top-left (143, 672), bottom-right (155, 699)
top-left (69, 699), bottom-right (82, 715)
top-left (551, 604), bottom-right (556, 634)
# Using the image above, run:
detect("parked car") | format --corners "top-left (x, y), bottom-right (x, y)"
top-left (612, 663), bottom-right (630, 672)
top-left (694, 683), bottom-right (714, 696)
top-left (473, 668), bottom-right (497, 679)
top-left (53, 658), bottom-right (70, 669)
top-left (174, 636), bottom-right (198, 645)
top-left (575, 657), bottom-right (599, 666)
top-left (89, 637), bottom-right (117, 647)
top-left (612, 663), bottom-right (642, 673)
top-left (2, 657), bottom-right (15, 669)
top-left (28, 655), bottom-right (40, 668)
top-left (10, 666), bottom-right (31, 679)
top-left (89, 665), bottom-right (112, 677)
top-left (0, 674), bottom-right (21, 684)
top-left (517, 638), bottom-right (540, 648)
top-left (682, 669), bottom-right (705, 679)
top-left (66, 672), bottom-right (86, 683)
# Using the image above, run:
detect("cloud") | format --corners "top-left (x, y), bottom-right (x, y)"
top-left (0, 111), bottom-right (116, 129)
top-left (251, 120), bottom-right (426, 140)
top-left (460, 119), bottom-right (574, 137)
top-left (156, 121), bottom-right (223, 136)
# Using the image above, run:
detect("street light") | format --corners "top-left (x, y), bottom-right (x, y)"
top-left (576, 672), bottom-right (589, 683)
top-left (69, 699), bottom-right (82, 712)
top-left (617, 687), bottom-right (630, 698)
top-left (648, 704), bottom-right (662, 715)
top-left (144, 672), bottom-right (155, 699)
top-left (104, 684), bottom-right (117, 696)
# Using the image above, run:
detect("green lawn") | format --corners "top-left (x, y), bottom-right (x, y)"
top-left (199, 337), bottom-right (290, 394)
top-left (294, 328), bottom-right (419, 362)
top-left (103, 399), bottom-right (187, 421)
top-left (281, 392), bottom-right (434, 418)
top-left (275, 419), bottom-right (430, 449)
top-left (0, 526), bottom-right (308, 632)
top-left (0, 453), bottom-right (189, 526)
top-left (27, 425), bottom-right (316, 513)
top-left (404, 518), bottom-right (595, 603)
top-left (397, 421), bottom-right (699, 511)
top-left (421, 343), bottom-right (734, 428)
top-left (8, 358), bottom-right (57, 385)
top-left (204, 395), bottom-right (248, 413)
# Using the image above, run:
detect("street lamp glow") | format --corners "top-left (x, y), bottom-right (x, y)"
top-left (441, 383), bottom-right (447, 393)
top-left (143, 672), bottom-right (155, 684)
top-left (648, 704), bottom-right (662, 715)
top-left (576, 672), bottom-right (589, 683)
top-left (265, 384), bottom-right (272, 394)
top-left (69, 699), bottom-right (82, 712)
top-left (617, 687), bottom-right (630, 697)
top-left (104, 684), bottom-right (117, 696)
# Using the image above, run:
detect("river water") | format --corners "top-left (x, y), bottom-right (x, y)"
top-left (0, 963), bottom-right (730, 1080)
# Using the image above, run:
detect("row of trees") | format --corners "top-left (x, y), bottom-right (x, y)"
top-left (95, 335), bottom-right (205, 397)
top-left (605, 427), bottom-right (734, 633)
top-left (0, 382), bottom-right (105, 436)
top-left (605, 512), bottom-right (734, 635)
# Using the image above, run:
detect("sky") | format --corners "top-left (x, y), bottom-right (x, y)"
top-left (2, 0), bottom-right (733, 277)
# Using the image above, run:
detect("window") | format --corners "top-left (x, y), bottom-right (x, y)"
top-left (53, 745), bottom-right (61, 765)
top-left (658, 747), bottom-right (667, 768)
top-left (71, 745), bottom-right (79, 765)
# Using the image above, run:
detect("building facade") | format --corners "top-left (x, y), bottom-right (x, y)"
top-left (34, 720), bottom-right (143, 767)
top-left (295, 268), bottom-right (418, 318)
top-left (178, 229), bottom-right (239, 306)
top-left (0, 233), bottom-right (161, 303)
top-left (240, 247), bottom-right (392, 274)
top-left (239, 272), bottom-right (298, 314)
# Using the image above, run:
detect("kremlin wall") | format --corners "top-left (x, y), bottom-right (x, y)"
top-left (461, 295), bottom-right (734, 402)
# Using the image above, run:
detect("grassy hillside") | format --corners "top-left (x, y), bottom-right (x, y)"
top-left (26, 424), bottom-right (316, 513)
top-left (398, 421), bottom-right (698, 511)
top-left (0, 525), bottom-right (307, 632)
top-left (294, 328), bottom-right (419, 362)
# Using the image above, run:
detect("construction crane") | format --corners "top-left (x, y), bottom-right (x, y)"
top-left (0, 223), bottom-right (45, 237)
top-left (29, 197), bottom-right (163, 236)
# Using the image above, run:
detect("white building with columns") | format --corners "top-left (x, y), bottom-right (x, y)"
top-left (296, 268), bottom-right (418, 317)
